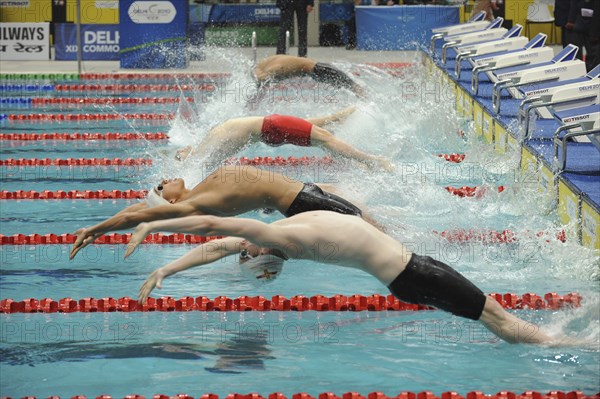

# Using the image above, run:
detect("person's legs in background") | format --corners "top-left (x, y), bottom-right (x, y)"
top-left (277, 6), bottom-right (295, 54)
top-left (296, 2), bottom-right (309, 57)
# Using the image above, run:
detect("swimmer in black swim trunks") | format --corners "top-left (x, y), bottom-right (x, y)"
top-left (130, 211), bottom-right (583, 347)
top-left (252, 55), bottom-right (365, 97)
top-left (70, 166), bottom-right (380, 260)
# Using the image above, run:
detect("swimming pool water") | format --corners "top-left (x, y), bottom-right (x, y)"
top-left (1, 52), bottom-right (599, 396)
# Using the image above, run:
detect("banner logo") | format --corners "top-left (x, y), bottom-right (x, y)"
top-left (128, 1), bottom-right (176, 24)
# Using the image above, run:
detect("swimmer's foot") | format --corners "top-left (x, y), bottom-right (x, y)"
top-left (332, 106), bottom-right (357, 122)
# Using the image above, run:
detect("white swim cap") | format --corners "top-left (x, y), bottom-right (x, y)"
top-left (240, 254), bottom-right (284, 284)
top-left (145, 188), bottom-right (169, 208)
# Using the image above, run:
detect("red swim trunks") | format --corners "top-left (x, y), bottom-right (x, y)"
top-left (261, 114), bottom-right (313, 147)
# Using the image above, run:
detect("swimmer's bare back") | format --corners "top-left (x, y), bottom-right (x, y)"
top-left (254, 55), bottom-right (317, 81)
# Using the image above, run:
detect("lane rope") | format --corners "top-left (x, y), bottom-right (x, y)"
top-left (0, 233), bottom-right (220, 245)
top-left (444, 186), bottom-right (505, 198)
top-left (53, 84), bottom-right (215, 92)
top-left (0, 156), bottom-right (336, 167)
top-left (437, 153), bottom-right (466, 163)
top-left (0, 292), bottom-right (582, 313)
top-left (0, 64), bottom-right (411, 82)
top-left (0, 158), bottom-right (152, 166)
top-left (0, 392), bottom-right (594, 399)
top-left (0, 190), bottom-right (148, 200)
top-left (5, 113), bottom-right (174, 121)
top-left (0, 186), bottom-right (506, 200)
top-left (0, 132), bottom-right (168, 141)
top-left (0, 97), bottom-right (193, 106)
top-left (0, 228), bottom-right (567, 245)
top-left (0, 154), bottom-right (468, 167)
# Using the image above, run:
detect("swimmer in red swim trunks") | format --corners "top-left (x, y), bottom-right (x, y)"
top-left (175, 106), bottom-right (393, 172)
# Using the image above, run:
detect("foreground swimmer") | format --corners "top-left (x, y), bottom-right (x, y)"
top-left (253, 55), bottom-right (365, 97)
top-left (128, 211), bottom-right (573, 346)
top-left (174, 107), bottom-right (392, 171)
top-left (69, 166), bottom-right (381, 259)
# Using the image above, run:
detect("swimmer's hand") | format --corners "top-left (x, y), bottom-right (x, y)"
top-left (124, 222), bottom-right (152, 259)
top-left (70, 228), bottom-right (103, 260)
top-left (174, 145), bottom-right (193, 162)
top-left (138, 268), bottom-right (166, 303)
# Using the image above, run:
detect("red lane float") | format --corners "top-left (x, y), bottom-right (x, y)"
top-left (434, 228), bottom-right (567, 244)
top-left (0, 292), bottom-right (583, 313)
top-left (53, 84), bottom-right (215, 92)
top-left (0, 132), bottom-right (168, 141)
top-left (6, 113), bottom-right (174, 121)
top-left (0, 228), bottom-right (567, 245)
top-left (30, 97), bottom-right (192, 105)
top-left (0, 158), bottom-right (152, 166)
top-left (437, 153), bottom-right (466, 163)
top-left (0, 392), bottom-right (596, 399)
top-left (0, 233), bottom-right (221, 245)
top-left (80, 72), bottom-right (229, 80)
top-left (0, 156), bottom-right (333, 167)
top-left (445, 186), bottom-right (506, 198)
top-left (0, 190), bottom-right (148, 200)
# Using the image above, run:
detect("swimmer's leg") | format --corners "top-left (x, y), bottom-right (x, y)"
top-left (478, 296), bottom-right (556, 345)
top-left (306, 106), bottom-right (357, 127)
top-left (310, 125), bottom-right (394, 172)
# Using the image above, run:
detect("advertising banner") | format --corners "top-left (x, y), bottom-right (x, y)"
top-left (0, 22), bottom-right (49, 60)
top-left (356, 6), bottom-right (459, 50)
top-left (119, 0), bottom-right (188, 69)
top-left (54, 23), bottom-right (119, 60)
top-left (190, 4), bottom-right (280, 24)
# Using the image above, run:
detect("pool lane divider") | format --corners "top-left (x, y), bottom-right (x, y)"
top-left (0, 292), bottom-right (583, 313)
top-left (0, 186), bottom-right (507, 200)
top-left (0, 158), bottom-right (152, 166)
top-left (4, 113), bottom-right (174, 122)
top-left (0, 154), bottom-right (466, 166)
top-left (0, 156), bottom-right (336, 167)
top-left (52, 83), bottom-right (216, 92)
top-left (0, 228), bottom-right (568, 245)
top-left (0, 392), bottom-right (595, 399)
top-left (1, 97), bottom-right (193, 106)
top-left (0, 132), bottom-right (168, 141)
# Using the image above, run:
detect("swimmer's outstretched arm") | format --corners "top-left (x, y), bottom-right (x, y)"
top-left (70, 202), bottom-right (197, 259)
top-left (125, 215), bottom-right (285, 259)
top-left (138, 236), bottom-right (242, 303)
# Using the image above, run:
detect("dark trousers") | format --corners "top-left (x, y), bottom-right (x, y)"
top-left (568, 30), bottom-right (599, 71)
top-left (277, 3), bottom-right (308, 57)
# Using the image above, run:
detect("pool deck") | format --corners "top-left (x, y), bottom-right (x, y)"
top-left (0, 47), bottom-right (419, 74)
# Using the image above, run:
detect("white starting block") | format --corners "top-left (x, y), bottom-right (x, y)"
top-left (442, 24), bottom-right (524, 65)
top-left (458, 32), bottom-right (546, 78)
top-left (429, 11), bottom-right (488, 52)
top-left (552, 105), bottom-right (600, 172)
top-left (440, 18), bottom-right (507, 63)
top-left (490, 45), bottom-right (587, 113)
top-left (519, 66), bottom-right (600, 138)
top-left (471, 34), bottom-right (552, 94)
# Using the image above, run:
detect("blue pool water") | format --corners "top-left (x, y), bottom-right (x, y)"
top-left (1, 53), bottom-right (599, 397)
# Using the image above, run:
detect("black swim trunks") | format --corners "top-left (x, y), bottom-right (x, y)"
top-left (311, 62), bottom-right (357, 91)
top-left (284, 183), bottom-right (362, 217)
top-left (387, 254), bottom-right (487, 320)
